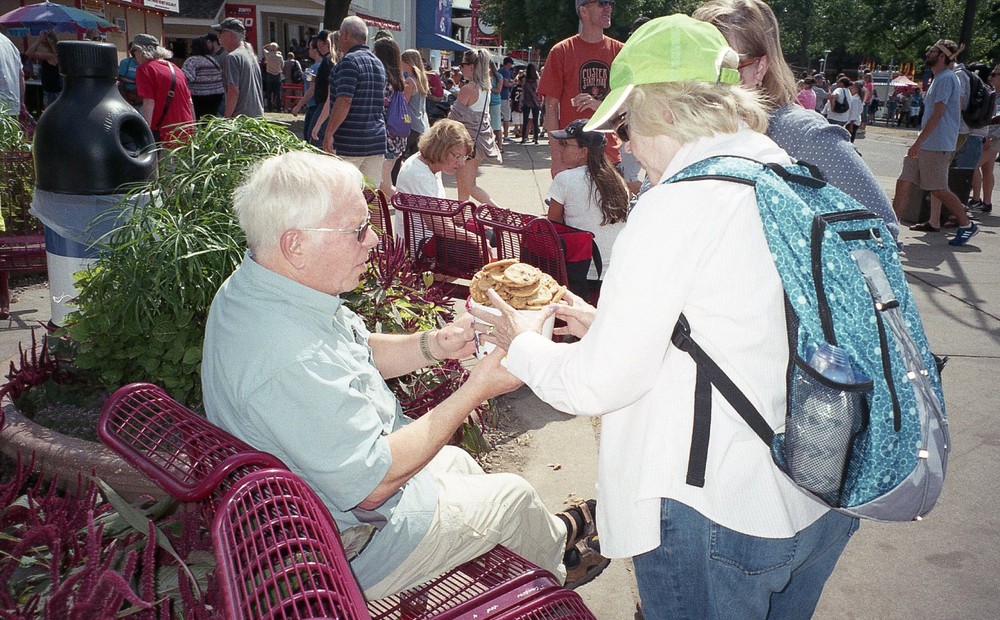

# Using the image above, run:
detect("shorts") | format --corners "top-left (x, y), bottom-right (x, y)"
top-left (489, 104), bottom-right (501, 131)
top-left (500, 99), bottom-right (511, 122)
top-left (899, 150), bottom-right (953, 192)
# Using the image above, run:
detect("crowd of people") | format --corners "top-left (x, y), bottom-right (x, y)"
top-left (1, 1), bottom-right (993, 616)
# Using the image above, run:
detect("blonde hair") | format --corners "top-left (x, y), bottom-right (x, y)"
top-left (692, 0), bottom-right (797, 110)
top-left (418, 119), bottom-right (472, 163)
top-left (626, 80), bottom-right (768, 145)
top-left (461, 49), bottom-right (491, 91)
top-left (402, 49), bottom-right (429, 96)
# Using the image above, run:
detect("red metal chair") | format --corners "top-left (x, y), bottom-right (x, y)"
top-left (213, 468), bottom-right (373, 620)
top-left (472, 205), bottom-right (569, 287)
top-left (363, 188), bottom-right (394, 250)
top-left (97, 383), bottom-right (286, 510)
top-left (391, 193), bottom-right (488, 284)
top-left (281, 83), bottom-right (305, 112)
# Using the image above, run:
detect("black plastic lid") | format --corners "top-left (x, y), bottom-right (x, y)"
top-left (57, 41), bottom-right (118, 79)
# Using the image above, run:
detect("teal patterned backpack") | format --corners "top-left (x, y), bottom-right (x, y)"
top-left (665, 156), bottom-right (948, 522)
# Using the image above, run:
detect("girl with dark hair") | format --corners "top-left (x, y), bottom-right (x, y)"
top-left (373, 37), bottom-right (415, 199)
top-left (521, 63), bottom-right (541, 144)
top-left (545, 118), bottom-right (629, 298)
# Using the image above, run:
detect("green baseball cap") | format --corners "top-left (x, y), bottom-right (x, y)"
top-left (584, 14), bottom-right (741, 132)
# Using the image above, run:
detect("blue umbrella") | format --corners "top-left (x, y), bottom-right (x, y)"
top-left (0, 2), bottom-right (118, 36)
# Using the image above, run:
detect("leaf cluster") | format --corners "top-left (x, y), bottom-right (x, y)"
top-left (487, 0), bottom-right (1000, 74)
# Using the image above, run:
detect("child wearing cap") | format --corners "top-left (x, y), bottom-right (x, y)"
top-left (546, 118), bottom-right (629, 300)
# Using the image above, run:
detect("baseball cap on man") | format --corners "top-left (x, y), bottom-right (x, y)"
top-left (583, 14), bottom-right (740, 132)
top-left (551, 119), bottom-right (606, 148)
top-left (131, 33), bottom-right (160, 49)
top-left (212, 17), bottom-right (246, 36)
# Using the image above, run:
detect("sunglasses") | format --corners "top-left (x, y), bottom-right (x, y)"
top-left (991, 72), bottom-right (1000, 77)
top-left (582, 0), bottom-right (615, 7)
top-left (299, 212), bottom-right (372, 243)
top-left (737, 55), bottom-right (760, 70)
top-left (610, 112), bottom-right (629, 142)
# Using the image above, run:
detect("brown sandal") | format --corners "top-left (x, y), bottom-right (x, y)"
top-left (564, 534), bottom-right (611, 589)
top-left (909, 221), bottom-right (939, 232)
top-left (558, 499), bottom-right (597, 549)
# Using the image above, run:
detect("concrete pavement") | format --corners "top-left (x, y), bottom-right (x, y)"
top-left (1, 119), bottom-right (996, 619)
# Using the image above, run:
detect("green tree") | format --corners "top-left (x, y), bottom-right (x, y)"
top-left (485, 0), bottom-right (999, 74)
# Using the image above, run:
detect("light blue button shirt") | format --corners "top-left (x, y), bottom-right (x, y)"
top-left (202, 253), bottom-right (436, 588)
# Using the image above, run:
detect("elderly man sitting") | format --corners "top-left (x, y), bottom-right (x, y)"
top-left (201, 151), bottom-right (606, 597)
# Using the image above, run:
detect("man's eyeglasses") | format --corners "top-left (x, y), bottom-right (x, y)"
top-left (583, 0), bottom-right (616, 7)
top-left (460, 61), bottom-right (474, 66)
top-left (299, 212), bottom-right (372, 243)
top-left (991, 72), bottom-right (1000, 77)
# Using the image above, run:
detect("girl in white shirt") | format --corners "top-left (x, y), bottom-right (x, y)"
top-left (546, 119), bottom-right (629, 301)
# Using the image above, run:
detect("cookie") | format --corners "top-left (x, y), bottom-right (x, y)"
top-left (503, 263), bottom-right (542, 287)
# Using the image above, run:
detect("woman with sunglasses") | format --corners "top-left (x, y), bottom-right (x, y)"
top-left (468, 16), bottom-right (857, 617)
top-left (693, 0), bottom-right (899, 239)
top-left (447, 49), bottom-right (502, 207)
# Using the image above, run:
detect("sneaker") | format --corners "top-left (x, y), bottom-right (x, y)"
top-left (969, 201), bottom-right (993, 213)
top-left (948, 223), bottom-right (979, 246)
top-left (563, 534), bottom-right (610, 589)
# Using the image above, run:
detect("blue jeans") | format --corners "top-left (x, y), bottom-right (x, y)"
top-left (633, 499), bottom-right (858, 620)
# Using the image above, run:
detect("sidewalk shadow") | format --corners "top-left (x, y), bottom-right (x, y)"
top-left (497, 384), bottom-right (575, 434)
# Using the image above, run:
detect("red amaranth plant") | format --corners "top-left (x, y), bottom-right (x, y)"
top-left (0, 460), bottom-right (217, 618)
top-left (1, 328), bottom-right (65, 403)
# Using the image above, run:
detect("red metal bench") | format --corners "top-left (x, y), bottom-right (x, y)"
top-left (282, 83), bottom-right (305, 112)
top-left (98, 383), bottom-right (592, 620)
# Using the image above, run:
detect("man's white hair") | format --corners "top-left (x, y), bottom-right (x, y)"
top-left (233, 151), bottom-right (364, 254)
top-left (339, 16), bottom-right (368, 44)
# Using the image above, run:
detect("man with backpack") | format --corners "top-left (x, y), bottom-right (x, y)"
top-left (891, 39), bottom-right (979, 246)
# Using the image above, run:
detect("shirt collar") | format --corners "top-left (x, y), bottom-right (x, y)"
top-left (241, 251), bottom-right (344, 317)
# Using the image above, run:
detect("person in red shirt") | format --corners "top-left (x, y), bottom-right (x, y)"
top-left (537, 0), bottom-right (623, 177)
top-left (132, 33), bottom-right (195, 149)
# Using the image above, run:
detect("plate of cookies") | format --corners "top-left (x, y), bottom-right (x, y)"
top-left (467, 259), bottom-right (564, 357)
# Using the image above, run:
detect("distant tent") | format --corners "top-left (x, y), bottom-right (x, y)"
top-left (890, 75), bottom-right (919, 87)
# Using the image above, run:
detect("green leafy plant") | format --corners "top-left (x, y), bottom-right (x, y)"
top-left (0, 114), bottom-right (36, 236)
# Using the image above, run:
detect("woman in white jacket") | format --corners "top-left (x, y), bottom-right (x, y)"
top-left (469, 15), bottom-right (858, 619)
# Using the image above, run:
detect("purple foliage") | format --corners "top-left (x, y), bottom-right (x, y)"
top-left (0, 460), bottom-right (215, 618)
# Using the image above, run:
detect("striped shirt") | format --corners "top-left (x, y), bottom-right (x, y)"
top-left (331, 45), bottom-right (386, 157)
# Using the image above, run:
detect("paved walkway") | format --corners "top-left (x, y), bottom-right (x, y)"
top-left (2, 120), bottom-right (996, 619)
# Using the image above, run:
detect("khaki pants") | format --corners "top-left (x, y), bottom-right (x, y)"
top-left (339, 154), bottom-right (384, 186)
top-left (365, 446), bottom-right (568, 599)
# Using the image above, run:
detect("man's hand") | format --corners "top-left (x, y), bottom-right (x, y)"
top-left (433, 313), bottom-right (478, 360)
top-left (907, 143), bottom-right (921, 159)
top-left (466, 347), bottom-right (524, 398)
top-left (570, 92), bottom-right (601, 112)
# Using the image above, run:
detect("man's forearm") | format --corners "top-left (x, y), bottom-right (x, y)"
top-left (359, 380), bottom-right (485, 509)
top-left (225, 84), bottom-right (238, 117)
top-left (543, 96), bottom-right (560, 132)
top-left (323, 96), bottom-right (352, 141)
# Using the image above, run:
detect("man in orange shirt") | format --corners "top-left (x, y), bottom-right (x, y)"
top-left (538, 0), bottom-right (623, 177)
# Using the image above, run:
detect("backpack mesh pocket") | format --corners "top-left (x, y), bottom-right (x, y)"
top-left (783, 360), bottom-right (871, 505)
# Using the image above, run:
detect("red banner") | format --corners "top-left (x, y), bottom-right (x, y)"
top-left (224, 3), bottom-right (258, 49)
